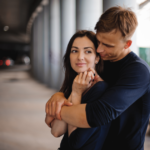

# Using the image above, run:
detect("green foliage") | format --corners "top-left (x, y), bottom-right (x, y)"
top-left (139, 47), bottom-right (150, 66)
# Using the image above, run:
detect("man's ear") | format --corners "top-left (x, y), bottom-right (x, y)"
top-left (124, 40), bottom-right (132, 49)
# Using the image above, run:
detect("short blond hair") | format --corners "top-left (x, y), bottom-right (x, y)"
top-left (95, 6), bottom-right (138, 39)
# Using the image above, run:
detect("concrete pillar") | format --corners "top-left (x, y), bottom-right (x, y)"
top-left (49, 0), bottom-right (61, 90)
top-left (31, 23), bottom-right (35, 77)
top-left (103, 0), bottom-right (139, 55)
top-left (60, 0), bottom-right (76, 86)
top-left (36, 11), bottom-right (44, 82)
top-left (32, 18), bottom-right (38, 79)
top-left (76, 0), bottom-right (103, 31)
top-left (43, 4), bottom-right (50, 85)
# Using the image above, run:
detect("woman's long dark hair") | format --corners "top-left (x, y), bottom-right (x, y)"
top-left (60, 30), bottom-right (103, 98)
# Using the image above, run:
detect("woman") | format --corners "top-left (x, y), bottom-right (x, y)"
top-left (46, 30), bottom-right (111, 150)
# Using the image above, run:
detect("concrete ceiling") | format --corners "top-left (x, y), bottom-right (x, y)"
top-left (0, 0), bottom-right (42, 43)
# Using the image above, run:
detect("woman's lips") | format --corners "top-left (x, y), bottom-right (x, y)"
top-left (76, 63), bottom-right (86, 67)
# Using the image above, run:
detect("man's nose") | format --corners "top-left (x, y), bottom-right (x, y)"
top-left (78, 52), bottom-right (84, 60)
top-left (97, 43), bottom-right (104, 53)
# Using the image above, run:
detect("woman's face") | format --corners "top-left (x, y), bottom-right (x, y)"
top-left (70, 36), bottom-right (99, 73)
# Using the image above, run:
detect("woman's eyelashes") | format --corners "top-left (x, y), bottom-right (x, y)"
top-left (71, 50), bottom-right (78, 53)
top-left (85, 50), bottom-right (92, 53)
top-left (71, 49), bottom-right (92, 54)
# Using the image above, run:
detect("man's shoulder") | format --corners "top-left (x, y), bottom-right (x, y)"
top-left (124, 51), bottom-right (150, 73)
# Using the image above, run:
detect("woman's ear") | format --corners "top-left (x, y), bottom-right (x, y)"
top-left (95, 55), bottom-right (100, 64)
top-left (124, 40), bottom-right (132, 49)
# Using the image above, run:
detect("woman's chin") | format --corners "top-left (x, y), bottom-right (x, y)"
top-left (76, 69), bottom-right (87, 74)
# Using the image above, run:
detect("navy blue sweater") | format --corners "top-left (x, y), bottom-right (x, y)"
top-left (86, 52), bottom-right (150, 150)
top-left (59, 81), bottom-right (111, 150)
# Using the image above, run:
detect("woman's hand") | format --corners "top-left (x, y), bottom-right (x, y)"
top-left (72, 70), bottom-right (95, 96)
top-left (87, 68), bottom-right (104, 82)
top-left (45, 114), bottom-right (55, 128)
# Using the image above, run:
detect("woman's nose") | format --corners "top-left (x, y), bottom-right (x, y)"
top-left (77, 52), bottom-right (84, 60)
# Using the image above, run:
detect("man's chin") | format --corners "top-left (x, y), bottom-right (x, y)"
top-left (101, 57), bottom-right (109, 61)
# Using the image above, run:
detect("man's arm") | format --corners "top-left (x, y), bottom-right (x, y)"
top-left (61, 104), bottom-right (90, 128)
top-left (60, 63), bottom-right (150, 127)
top-left (46, 92), bottom-right (72, 120)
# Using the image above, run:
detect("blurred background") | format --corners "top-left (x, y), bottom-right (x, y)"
top-left (0, 0), bottom-right (150, 149)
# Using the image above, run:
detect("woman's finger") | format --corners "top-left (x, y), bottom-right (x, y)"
top-left (74, 74), bottom-right (79, 83)
top-left (86, 71), bottom-right (93, 84)
top-left (91, 72), bottom-right (94, 81)
top-left (82, 71), bottom-right (87, 83)
top-left (78, 72), bottom-right (83, 83)
top-left (87, 68), bottom-right (96, 75)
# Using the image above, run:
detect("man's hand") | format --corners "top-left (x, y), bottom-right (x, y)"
top-left (45, 92), bottom-right (72, 120)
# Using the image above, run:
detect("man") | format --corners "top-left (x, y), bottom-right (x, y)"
top-left (45, 6), bottom-right (150, 150)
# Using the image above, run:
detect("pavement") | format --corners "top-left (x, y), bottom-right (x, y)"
top-left (0, 65), bottom-right (62, 150)
top-left (0, 65), bottom-right (149, 150)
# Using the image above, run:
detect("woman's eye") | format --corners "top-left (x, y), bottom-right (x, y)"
top-left (85, 50), bottom-right (92, 53)
top-left (106, 45), bottom-right (113, 48)
top-left (71, 50), bottom-right (77, 53)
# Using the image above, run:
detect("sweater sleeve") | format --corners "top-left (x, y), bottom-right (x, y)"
top-left (86, 63), bottom-right (150, 127)
top-left (81, 81), bottom-right (108, 103)
top-left (68, 127), bottom-right (99, 149)
top-left (68, 81), bottom-right (108, 149)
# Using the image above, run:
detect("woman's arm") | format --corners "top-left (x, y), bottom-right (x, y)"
top-left (50, 92), bottom-right (81, 137)
top-left (50, 71), bottom-right (95, 137)
top-left (67, 71), bottom-right (95, 136)
top-left (50, 95), bottom-right (72, 137)
top-left (51, 119), bottom-right (67, 137)
top-left (68, 89), bottom-right (82, 136)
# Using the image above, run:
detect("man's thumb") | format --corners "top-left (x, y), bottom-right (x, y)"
top-left (64, 100), bottom-right (73, 106)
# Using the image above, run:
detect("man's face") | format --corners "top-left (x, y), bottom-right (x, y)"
top-left (96, 30), bottom-right (127, 62)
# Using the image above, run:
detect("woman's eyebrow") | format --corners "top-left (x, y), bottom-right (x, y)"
top-left (71, 46), bottom-right (78, 49)
top-left (84, 47), bottom-right (94, 50)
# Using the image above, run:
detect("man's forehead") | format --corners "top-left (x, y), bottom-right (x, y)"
top-left (96, 32), bottom-right (107, 40)
top-left (96, 30), bottom-right (123, 41)
top-left (96, 32), bottom-right (117, 46)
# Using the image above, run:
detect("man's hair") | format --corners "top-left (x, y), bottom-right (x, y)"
top-left (95, 6), bottom-right (138, 39)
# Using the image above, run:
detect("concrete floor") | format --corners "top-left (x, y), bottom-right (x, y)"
top-left (0, 65), bottom-right (150, 150)
top-left (0, 65), bottom-right (62, 150)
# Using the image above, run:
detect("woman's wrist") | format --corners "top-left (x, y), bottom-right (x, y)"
top-left (71, 91), bottom-right (82, 105)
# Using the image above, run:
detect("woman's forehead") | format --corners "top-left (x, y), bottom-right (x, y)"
top-left (72, 37), bottom-right (95, 47)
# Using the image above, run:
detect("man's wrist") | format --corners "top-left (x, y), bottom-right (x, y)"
top-left (57, 92), bottom-right (64, 96)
